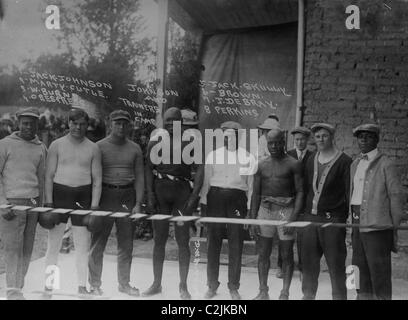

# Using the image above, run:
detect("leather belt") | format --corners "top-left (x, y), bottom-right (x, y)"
top-left (152, 169), bottom-right (193, 188)
top-left (102, 182), bottom-right (134, 190)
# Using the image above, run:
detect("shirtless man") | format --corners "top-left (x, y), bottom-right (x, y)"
top-left (44, 108), bottom-right (102, 295)
top-left (250, 128), bottom-right (304, 300)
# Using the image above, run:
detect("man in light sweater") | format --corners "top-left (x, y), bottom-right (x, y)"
top-left (0, 107), bottom-right (47, 300)
top-left (44, 108), bottom-right (102, 295)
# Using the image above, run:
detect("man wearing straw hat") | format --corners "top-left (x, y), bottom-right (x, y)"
top-left (200, 121), bottom-right (257, 300)
top-left (257, 114), bottom-right (280, 160)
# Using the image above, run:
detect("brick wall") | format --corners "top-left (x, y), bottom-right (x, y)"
top-left (303, 0), bottom-right (408, 186)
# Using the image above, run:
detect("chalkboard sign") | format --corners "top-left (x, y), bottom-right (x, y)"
top-left (198, 23), bottom-right (297, 134)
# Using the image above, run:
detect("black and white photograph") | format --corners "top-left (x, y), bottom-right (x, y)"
top-left (0, 0), bottom-right (407, 307)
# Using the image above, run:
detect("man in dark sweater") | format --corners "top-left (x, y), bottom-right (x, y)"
top-left (279, 126), bottom-right (312, 278)
top-left (287, 126), bottom-right (312, 164)
top-left (301, 123), bottom-right (352, 300)
top-left (143, 107), bottom-right (203, 300)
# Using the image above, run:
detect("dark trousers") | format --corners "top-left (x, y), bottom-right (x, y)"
top-left (88, 186), bottom-right (136, 288)
top-left (152, 179), bottom-right (191, 288)
top-left (206, 187), bottom-right (247, 291)
top-left (351, 206), bottom-right (393, 300)
top-left (0, 198), bottom-right (39, 299)
top-left (301, 214), bottom-right (347, 300)
top-left (53, 183), bottom-right (92, 226)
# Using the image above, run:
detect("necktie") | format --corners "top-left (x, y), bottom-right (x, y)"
top-left (359, 154), bottom-right (368, 161)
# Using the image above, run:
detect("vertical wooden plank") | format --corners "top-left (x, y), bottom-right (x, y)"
top-left (156, 0), bottom-right (169, 128)
top-left (295, 0), bottom-right (305, 127)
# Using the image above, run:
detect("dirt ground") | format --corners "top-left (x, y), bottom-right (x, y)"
top-left (2, 221), bottom-right (408, 282)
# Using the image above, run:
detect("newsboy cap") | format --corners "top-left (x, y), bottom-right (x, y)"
top-left (16, 107), bottom-right (40, 119)
top-left (311, 123), bottom-right (335, 135)
top-left (110, 110), bottom-right (131, 122)
top-left (291, 126), bottom-right (311, 137)
top-left (353, 123), bottom-right (380, 137)
top-left (220, 121), bottom-right (243, 130)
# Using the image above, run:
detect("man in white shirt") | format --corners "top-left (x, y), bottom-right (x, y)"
top-left (200, 121), bottom-right (256, 300)
top-left (257, 115), bottom-right (280, 160)
top-left (350, 123), bottom-right (404, 300)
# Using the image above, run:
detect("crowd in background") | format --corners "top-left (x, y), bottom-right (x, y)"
top-left (0, 111), bottom-right (154, 241)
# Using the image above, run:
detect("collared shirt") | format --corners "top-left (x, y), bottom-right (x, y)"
top-left (258, 134), bottom-right (270, 160)
top-left (296, 148), bottom-right (307, 161)
top-left (200, 146), bottom-right (256, 209)
top-left (350, 148), bottom-right (378, 205)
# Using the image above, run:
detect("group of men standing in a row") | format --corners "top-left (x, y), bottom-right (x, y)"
top-left (0, 107), bottom-right (146, 299)
top-left (0, 106), bottom-right (405, 300)
top-left (249, 116), bottom-right (405, 300)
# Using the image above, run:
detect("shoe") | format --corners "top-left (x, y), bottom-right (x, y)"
top-left (230, 289), bottom-right (241, 300)
top-left (119, 284), bottom-right (140, 297)
top-left (142, 284), bottom-right (162, 297)
top-left (204, 289), bottom-right (217, 299)
top-left (253, 290), bottom-right (270, 300)
top-left (276, 267), bottom-right (283, 279)
top-left (7, 289), bottom-right (25, 300)
top-left (78, 286), bottom-right (92, 297)
top-left (279, 291), bottom-right (289, 300)
top-left (90, 286), bottom-right (104, 296)
top-left (180, 287), bottom-right (192, 300)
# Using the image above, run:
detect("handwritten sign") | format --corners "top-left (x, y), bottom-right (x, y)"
top-left (118, 84), bottom-right (181, 126)
top-left (200, 80), bottom-right (290, 120)
top-left (198, 23), bottom-right (297, 131)
top-left (18, 72), bottom-right (112, 106)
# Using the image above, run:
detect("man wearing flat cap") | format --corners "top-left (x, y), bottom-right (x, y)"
top-left (88, 110), bottom-right (145, 297)
top-left (350, 123), bottom-right (405, 300)
top-left (284, 126), bottom-right (312, 278)
top-left (0, 107), bottom-right (47, 299)
top-left (143, 107), bottom-right (203, 300)
top-left (287, 127), bottom-right (312, 164)
top-left (200, 121), bottom-right (257, 300)
top-left (301, 123), bottom-right (352, 300)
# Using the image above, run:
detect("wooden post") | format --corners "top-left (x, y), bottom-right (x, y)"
top-left (295, 0), bottom-right (305, 127)
top-left (156, 0), bottom-right (169, 128)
